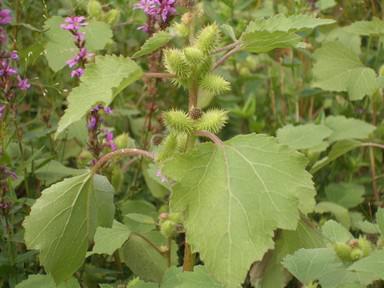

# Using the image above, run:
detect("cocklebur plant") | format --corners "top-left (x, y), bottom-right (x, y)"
top-left (19, 3), bottom-right (384, 288)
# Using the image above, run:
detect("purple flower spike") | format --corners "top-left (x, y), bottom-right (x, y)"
top-left (0, 9), bottom-right (12, 25)
top-left (104, 106), bottom-right (112, 114)
top-left (61, 16), bottom-right (88, 31)
top-left (17, 77), bottom-right (31, 90)
top-left (0, 104), bottom-right (5, 118)
top-left (104, 130), bottom-right (117, 151)
top-left (71, 67), bottom-right (84, 78)
top-left (10, 50), bottom-right (18, 60)
top-left (88, 115), bottom-right (97, 129)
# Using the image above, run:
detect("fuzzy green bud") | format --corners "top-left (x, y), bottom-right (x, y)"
top-left (87, 0), bottom-right (103, 19)
top-left (199, 73), bottom-right (230, 96)
top-left (334, 242), bottom-right (352, 262)
top-left (176, 133), bottom-right (188, 152)
top-left (163, 110), bottom-right (194, 134)
top-left (174, 22), bottom-right (190, 37)
top-left (78, 150), bottom-right (93, 167)
top-left (164, 49), bottom-right (190, 80)
top-left (111, 167), bottom-right (124, 193)
top-left (350, 248), bottom-right (364, 261)
top-left (195, 109), bottom-right (228, 133)
top-left (160, 220), bottom-right (177, 238)
top-left (184, 47), bottom-right (205, 65)
top-left (157, 134), bottom-right (177, 162)
top-left (358, 237), bottom-right (372, 257)
top-left (194, 24), bottom-right (220, 55)
top-left (104, 9), bottom-right (120, 25)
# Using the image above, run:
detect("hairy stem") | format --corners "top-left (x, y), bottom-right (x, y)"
top-left (91, 148), bottom-right (154, 174)
top-left (143, 72), bottom-right (175, 79)
top-left (195, 130), bottom-right (224, 145)
top-left (213, 45), bottom-right (242, 70)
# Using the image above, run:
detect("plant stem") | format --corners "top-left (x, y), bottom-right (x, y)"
top-left (213, 41), bottom-right (241, 54)
top-left (195, 130), bottom-right (223, 145)
top-left (369, 147), bottom-right (380, 203)
top-left (91, 148), bottom-right (155, 174)
top-left (132, 232), bottom-right (168, 257)
top-left (188, 82), bottom-right (199, 110)
top-left (213, 45), bottom-right (242, 70)
top-left (183, 243), bottom-right (194, 271)
top-left (143, 72), bottom-right (175, 79)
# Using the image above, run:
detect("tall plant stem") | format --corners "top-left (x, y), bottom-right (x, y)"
top-left (183, 243), bottom-right (194, 271)
top-left (369, 94), bottom-right (379, 203)
top-left (91, 148), bottom-right (154, 174)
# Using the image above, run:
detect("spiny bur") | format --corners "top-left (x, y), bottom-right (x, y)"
top-left (157, 133), bottom-right (178, 162)
top-left (195, 109), bottom-right (228, 133)
top-left (164, 49), bottom-right (190, 80)
top-left (199, 73), bottom-right (231, 96)
top-left (163, 109), bottom-right (194, 134)
top-left (194, 24), bottom-right (220, 55)
top-left (184, 47), bottom-right (205, 65)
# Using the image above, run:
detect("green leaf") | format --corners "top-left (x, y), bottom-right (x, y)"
top-left (282, 248), bottom-right (346, 286)
top-left (133, 31), bottom-right (172, 58)
top-left (315, 202), bottom-right (351, 228)
top-left (325, 182), bottom-right (365, 209)
top-left (324, 116), bottom-right (376, 142)
top-left (310, 140), bottom-right (362, 173)
top-left (35, 160), bottom-right (85, 185)
top-left (241, 14), bottom-right (334, 53)
top-left (23, 173), bottom-right (115, 283)
top-left (142, 163), bottom-right (171, 199)
top-left (16, 275), bottom-right (80, 288)
top-left (321, 220), bottom-right (353, 243)
top-left (44, 17), bottom-right (113, 72)
top-left (317, 0), bottom-right (337, 10)
top-left (123, 213), bottom-right (156, 233)
top-left (312, 42), bottom-right (378, 100)
top-left (120, 232), bottom-right (175, 283)
top-left (83, 20), bottom-right (113, 51)
top-left (55, 55), bottom-right (143, 136)
top-left (344, 18), bottom-right (384, 36)
top-left (163, 134), bottom-right (315, 287)
top-left (44, 16), bottom-right (77, 72)
top-left (348, 250), bottom-right (384, 285)
top-left (242, 31), bottom-right (300, 53)
top-left (276, 124), bottom-right (332, 150)
top-left (89, 220), bottom-right (131, 256)
top-left (118, 199), bottom-right (158, 219)
top-left (256, 219), bottom-right (325, 288)
top-left (161, 266), bottom-right (224, 288)
top-left (376, 208), bottom-right (384, 236)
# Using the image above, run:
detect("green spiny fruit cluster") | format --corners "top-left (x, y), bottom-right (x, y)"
top-left (163, 24), bottom-right (230, 96)
top-left (158, 109), bottom-right (228, 161)
top-left (334, 237), bottom-right (373, 262)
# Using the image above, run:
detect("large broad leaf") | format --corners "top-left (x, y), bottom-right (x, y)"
top-left (276, 123), bottom-right (332, 150)
top-left (44, 17), bottom-right (113, 72)
top-left (310, 140), bottom-right (361, 173)
top-left (344, 18), bottom-right (384, 36)
top-left (15, 275), bottom-right (80, 288)
top-left (348, 250), bottom-right (384, 285)
top-left (55, 55), bottom-right (143, 136)
top-left (163, 134), bottom-right (315, 287)
top-left (120, 231), bottom-right (176, 283)
top-left (315, 202), bottom-right (350, 228)
top-left (324, 182), bottom-right (365, 209)
top-left (23, 173), bottom-right (115, 283)
top-left (324, 116), bottom-right (376, 142)
top-left (255, 219), bottom-right (325, 288)
top-left (321, 220), bottom-right (353, 243)
top-left (133, 31), bottom-right (173, 58)
top-left (88, 220), bottom-right (131, 256)
top-left (161, 266), bottom-right (224, 288)
top-left (312, 42), bottom-right (378, 100)
top-left (241, 14), bottom-right (334, 53)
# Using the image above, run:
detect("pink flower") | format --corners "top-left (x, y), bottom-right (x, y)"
top-left (0, 9), bottom-right (12, 25)
top-left (70, 67), bottom-right (84, 78)
top-left (17, 77), bottom-right (31, 90)
top-left (61, 16), bottom-right (87, 31)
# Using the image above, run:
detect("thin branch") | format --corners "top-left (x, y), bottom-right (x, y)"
top-left (143, 72), bottom-right (175, 79)
top-left (131, 232), bottom-right (168, 257)
top-left (91, 148), bottom-right (155, 174)
top-left (195, 130), bottom-right (224, 145)
top-left (361, 142), bottom-right (384, 150)
top-left (213, 41), bottom-right (240, 54)
top-left (213, 45), bottom-right (242, 70)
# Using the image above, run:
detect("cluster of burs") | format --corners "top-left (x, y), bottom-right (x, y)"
top-left (158, 24), bottom-right (230, 162)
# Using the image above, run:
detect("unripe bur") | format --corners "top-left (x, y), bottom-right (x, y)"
top-left (115, 133), bottom-right (133, 149)
top-left (358, 237), bottom-right (372, 256)
top-left (164, 49), bottom-right (189, 79)
top-left (350, 248), bottom-right (364, 261)
top-left (199, 73), bottom-right (230, 96)
top-left (334, 242), bottom-right (352, 261)
top-left (163, 110), bottom-right (194, 134)
top-left (189, 107), bottom-right (203, 120)
top-left (157, 134), bottom-right (177, 162)
top-left (104, 9), bottom-right (120, 25)
top-left (176, 133), bottom-right (188, 152)
top-left (111, 167), bottom-right (123, 193)
top-left (160, 220), bottom-right (177, 238)
top-left (78, 150), bottom-right (93, 166)
top-left (194, 24), bottom-right (220, 55)
top-left (196, 109), bottom-right (228, 133)
top-left (174, 22), bottom-right (190, 37)
top-left (87, 0), bottom-right (103, 18)
top-left (184, 47), bottom-right (205, 65)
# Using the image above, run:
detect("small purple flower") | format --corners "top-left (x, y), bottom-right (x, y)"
top-left (61, 16), bottom-right (87, 31)
top-left (0, 104), bottom-right (5, 118)
top-left (10, 50), bottom-right (18, 60)
top-left (104, 106), bottom-right (112, 114)
top-left (70, 67), bottom-right (84, 78)
top-left (104, 130), bottom-right (117, 151)
top-left (17, 77), bottom-right (30, 90)
top-left (0, 61), bottom-right (17, 76)
top-left (0, 9), bottom-right (12, 25)
top-left (88, 115), bottom-right (97, 129)
top-left (135, 0), bottom-right (176, 22)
